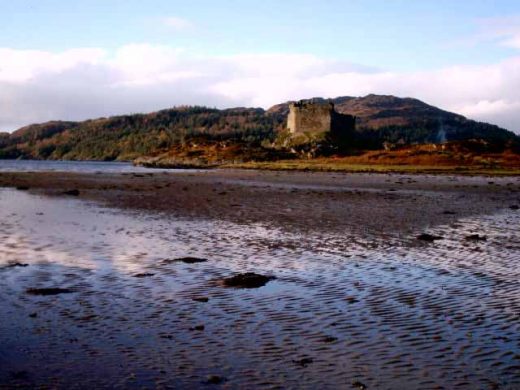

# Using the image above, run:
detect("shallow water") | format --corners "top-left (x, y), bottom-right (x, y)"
top-left (0, 159), bottom-right (188, 173)
top-left (0, 188), bottom-right (519, 389)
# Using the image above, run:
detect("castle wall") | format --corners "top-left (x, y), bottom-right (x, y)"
top-left (287, 102), bottom-right (333, 134)
top-left (331, 111), bottom-right (356, 136)
top-left (287, 101), bottom-right (355, 137)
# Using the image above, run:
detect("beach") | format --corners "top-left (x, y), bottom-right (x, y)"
top-left (1, 169), bottom-right (519, 235)
top-left (0, 167), bottom-right (519, 389)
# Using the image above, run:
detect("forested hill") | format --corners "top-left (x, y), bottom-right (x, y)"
top-left (0, 95), bottom-right (517, 160)
top-left (0, 107), bottom-right (281, 160)
top-left (268, 94), bottom-right (518, 147)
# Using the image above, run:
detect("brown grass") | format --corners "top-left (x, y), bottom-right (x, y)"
top-left (225, 143), bottom-right (520, 175)
top-left (137, 141), bottom-right (520, 175)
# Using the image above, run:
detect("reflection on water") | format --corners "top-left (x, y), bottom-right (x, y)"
top-left (0, 188), bottom-right (519, 389)
top-left (0, 159), bottom-right (193, 173)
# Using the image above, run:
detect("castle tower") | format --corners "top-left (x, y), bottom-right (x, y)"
top-left (287, 100), bottom-right (335, 134)
top-left (287, 100), bottom-right (355, 136)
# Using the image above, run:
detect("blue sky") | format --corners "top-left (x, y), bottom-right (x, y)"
top-left (2, 0), bottom-right (518, 69)
top-left (1, 0), bottom-right (520, 132)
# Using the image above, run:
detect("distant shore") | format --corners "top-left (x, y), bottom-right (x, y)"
top-left (222, 160), bottom-right (520, 175)
top-left (134, 158), bottom-right (520, 175)
top-left (133, 141), bottom-right (520, 175)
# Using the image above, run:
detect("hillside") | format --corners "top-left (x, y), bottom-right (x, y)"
top-left (268, 94), bottom-right (518, 147)
top-left (0, 107), bottom-right (281, 161)
top-left (0, 95), bottom-right (518, 161)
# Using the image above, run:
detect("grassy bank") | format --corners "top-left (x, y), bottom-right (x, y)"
top-left (224, 159), bottom-right (520, 175)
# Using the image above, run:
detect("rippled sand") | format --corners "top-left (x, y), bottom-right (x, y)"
top-left (0, 172), bottom-right (519, 389)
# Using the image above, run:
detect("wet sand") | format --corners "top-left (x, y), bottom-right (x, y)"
top-left (0, 169), bottom-right (519, 389)
top-left (1, 169), bottom-right (519, 236)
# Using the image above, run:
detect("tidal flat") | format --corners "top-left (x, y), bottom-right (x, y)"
top-left (0, 168), bottom-right (519, 389)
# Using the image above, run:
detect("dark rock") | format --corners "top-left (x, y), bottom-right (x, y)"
top-left (29, 312), bottom-right (37, 318)
top-left (510, 205), bottom-right (519, 210)
top-left (16, 186), bottom-right (29, 191)
top-left (223, 272), bottom-right (275, 288)
top-left (465, 234), bottom-right (487, 241)
top-left (26, 287), bottom-right (74, 296)
top-left (193, 297), bottom-right (209, 303)
top-left (401, 296), bottom-right (416, 306)
top-left (63, 189), bottom-right (80, 196)
top-left (293, 357), bottom-right (313, 367)
top-left (488, 381), bottom-right (500, 390)
top-left (352, 380), bottom-right (367, 389)
top-left (78, 314), bottom-right (98, 322)
top-left (165, 257), bottom-right (207, 264)
top-left (190, 325), bottom-right (205, 331)
top-left (442, 210), bottom-right (456, 215)
top-left (416, 233), bottom-right (443, 242)
top-left (5, 262), bottom-right (29, 268)
top-left (323, 336), bottom-right (338, 343)
top-left (205, 375), bottom-right (226, 385)
top-left (133, 272), bottom-right (155, 278)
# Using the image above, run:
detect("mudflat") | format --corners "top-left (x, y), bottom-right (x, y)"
top-left (0, 169), bottom-right (519, 236)
top-left (0, 169), bottom-right (519, 389)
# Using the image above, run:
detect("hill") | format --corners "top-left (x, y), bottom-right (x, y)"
top-left (268, 94), bottom-right (518, 148)
top-left (0, 95), bottom-right (518, 161)
top-left (0, 107), bottom-right (281, 160)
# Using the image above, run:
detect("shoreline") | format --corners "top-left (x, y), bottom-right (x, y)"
top-left (2, 156), bottom-right (520, 176)
top-left (1, 169), bottom-right (518, 237)
top-left (221, 162), bottom-right (520, 176)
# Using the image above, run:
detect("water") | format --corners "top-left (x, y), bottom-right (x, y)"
top-left (0, 188), bottom-right (519, 389)
top-left (0, 159), bottom-right (187, 173)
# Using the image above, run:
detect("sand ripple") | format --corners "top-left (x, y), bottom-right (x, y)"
top-left (0, 188), bottom-right (519, 389)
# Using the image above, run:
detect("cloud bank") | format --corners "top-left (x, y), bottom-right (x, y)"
top-left (1, 44), bottom-right (519, 134)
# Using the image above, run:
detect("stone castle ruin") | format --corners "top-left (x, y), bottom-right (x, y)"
top-left (287, 99), bottom-right (356, 136)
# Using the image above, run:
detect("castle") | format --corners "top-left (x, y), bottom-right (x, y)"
top-left (287, 99), bottom-right (356, 136)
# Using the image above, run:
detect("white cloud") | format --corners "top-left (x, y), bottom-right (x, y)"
top-left (475, 15), bottom-right (520, 50)
top-left (0, 48), bottom-right (106, 83)
top-left (503, 36), bottom-right (520, 49)
top-left (0, 45), bottom-right (519, 134)
top-left (108, 44), bottom-right (189, 85)
top-left (456, 99), bottom-right (520, 132)
top-left (163, 16), bottom-right (193, 31)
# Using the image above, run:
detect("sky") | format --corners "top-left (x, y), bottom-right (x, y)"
top-left (1, 0), bottom-right (520, 133)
